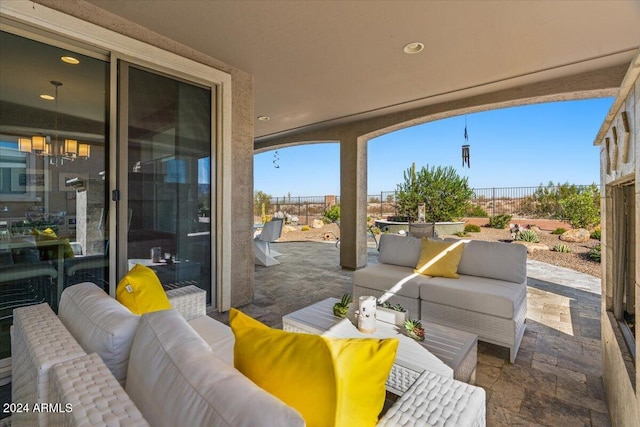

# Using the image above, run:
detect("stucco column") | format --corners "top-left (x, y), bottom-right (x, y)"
top-left (340, 136), bottom-right (368, 269)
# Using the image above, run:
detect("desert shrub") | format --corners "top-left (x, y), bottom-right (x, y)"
top-left (454, 231), bottom-right (469, 237)
top-left (589, 243), bottom-right (601, 262)
top-left (558, 184), bottom-right (600, 228)
top-left (300, 225), bottom-right (310, 231)
top-left (254, 190), bottom-right (272, 216)
top-left (488, 214), bottom-right (512, 229)
top-left (395, 163), bottom-right (473, 222)
top-left (551, 227), bottom-right (567, 235)
top-left (590, 228), bottom-right (601, 241)
top-left (464, 224), bottom-right (481, 233)
top-left (322, 204), bottom-right (340, 223)
top-left (464, 203), bottom-right (488, 218)
top-left (516, 229), bottom-right (540, 243)
top-left (553, 244), bottom-right (572, 253)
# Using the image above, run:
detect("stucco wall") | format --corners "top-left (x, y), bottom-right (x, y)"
top-left (598, 55), bottom-right (640, 427)
top-left (32, 0), bottom-right (256, 307)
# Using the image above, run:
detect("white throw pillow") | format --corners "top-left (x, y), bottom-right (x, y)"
top-left (126, 310), bottom-right (305, 427)
top-left (58, 282), bottom-right (140, 386)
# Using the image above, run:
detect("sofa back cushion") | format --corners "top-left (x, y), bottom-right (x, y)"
top-left (378, 233), bottom-right (422, 268)
top-left (126, 310), bottom-right (305, 427)
top-left (58, 282), bottom-right (140, 386)
top-left (457, 240), bottom-right (527, 284)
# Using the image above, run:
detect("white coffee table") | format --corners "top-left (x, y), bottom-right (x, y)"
top-left (282, 298), bottom-right (477, 394)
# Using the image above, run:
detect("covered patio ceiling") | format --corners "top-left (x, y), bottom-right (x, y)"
top-left (83, 1), bottom-right (640, 144)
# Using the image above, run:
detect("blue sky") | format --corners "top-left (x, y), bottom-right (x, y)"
top-left (254, 98), bottom-right (613, 197)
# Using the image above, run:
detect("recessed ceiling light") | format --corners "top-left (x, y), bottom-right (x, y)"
top-left (403, 42), bottom-right (424, 54)
top-left (258, 116), bottom-right (270, 121)
top-left (40, 94), bottom-right (55, 100)
top-left (61, 56), bottom-right (80, 65)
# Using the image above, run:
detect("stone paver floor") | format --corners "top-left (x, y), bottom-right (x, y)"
top-left (211, 241), bottom-right (610, 427)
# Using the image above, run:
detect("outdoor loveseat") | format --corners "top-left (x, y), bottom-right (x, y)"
top-left (12, 281), bottom-right (485, 426)
top-left (354, 233), bottom-right (528, 363)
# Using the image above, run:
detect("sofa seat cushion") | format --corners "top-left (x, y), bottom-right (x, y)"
top-left (58, 282), bottom-right (140, 386)
top-left (126, 309), bottom-right (305, 427)
top-left (420, 274), bottom-right (526, 319)
top-left (353, 262), bottom-right (428, 299)
top-left (187, 315), bottom-right (235, 365)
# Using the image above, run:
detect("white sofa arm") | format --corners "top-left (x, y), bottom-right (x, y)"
top-left (11, 303), bottom-right (86, 427)
top-left (166, 285), bottom-right (206, 321)
top-left (49, 353), bottom-right (149, 427)
top-left (377, 370), bottom-right (486, 427)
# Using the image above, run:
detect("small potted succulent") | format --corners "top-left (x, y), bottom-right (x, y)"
top-left (376, 300), bottom-right (407, 326)
top-left (403, 318), bottom-right (425, 341)
top-left (333, 293), bottom-right (352, 318)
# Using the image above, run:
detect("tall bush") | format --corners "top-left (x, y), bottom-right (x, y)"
top-left (395, 163), bottom-right (473, 222)
top-left (323, 204), bottom-right (341, 223)
top-left (559, 184), bottom-right (600, 228)
top-left (254, 190), bottom-right (272, 216)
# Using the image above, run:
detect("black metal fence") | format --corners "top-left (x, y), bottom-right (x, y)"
top-left (254, 195), bottom-right (340, 225)
top-left (255, 185), bottom-right (596, 224)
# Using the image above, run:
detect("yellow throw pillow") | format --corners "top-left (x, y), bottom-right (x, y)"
top-left (414, 238), bottom-right (464, 278)
top-left (229, 308), bottom-right (398, 427)
top-left (33, 228), bottom-right (75, 259)
top-left (116, 264), bottom-right (171, 315)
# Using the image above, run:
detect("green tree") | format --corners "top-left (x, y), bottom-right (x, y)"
top-left (395, 163), bottom-right (473, 222)
top-left (559, 184), bottom-right (600, 228)
top-left (323, 204), bottom-right (340, 223)
top-left (254, 190), bottom-right (272, 216)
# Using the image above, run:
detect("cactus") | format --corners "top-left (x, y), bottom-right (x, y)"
top-left (333, 294), bottom-right (352, 318)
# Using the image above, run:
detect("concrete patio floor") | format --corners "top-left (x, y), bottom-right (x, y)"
top-left (211, 241), bottom-right (610, 427)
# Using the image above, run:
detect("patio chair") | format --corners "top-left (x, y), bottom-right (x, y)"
top-left (254, 219), bottom-right (283, 266)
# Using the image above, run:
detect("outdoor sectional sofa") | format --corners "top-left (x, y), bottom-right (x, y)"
top-left (11, 282), bottom-right (486, 426)
top-left (353, 233), bottom-right (528, 363)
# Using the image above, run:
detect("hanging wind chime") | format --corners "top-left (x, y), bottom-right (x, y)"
top-left (273, 150), bottom-right (280, 168)
top-left (462, 116), bottom-right (470, 168)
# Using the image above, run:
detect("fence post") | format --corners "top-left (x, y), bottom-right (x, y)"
top-left (380, 192), bottom-right (383, 218)
top-left (306, 203), bottom-right (309, 226)
top-left (492, 188), bottom-right (496, 217)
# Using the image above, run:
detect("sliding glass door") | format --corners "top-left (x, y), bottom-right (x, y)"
top-left (0, 30), bottom-right (109, 360)
top-left (119, 63), bottom-right (214, 304)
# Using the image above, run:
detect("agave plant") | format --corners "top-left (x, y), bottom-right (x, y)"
top-left (553, 243), bottom-right (572, 253)
top-left (403, 319), bottom-right (425, 341)
top-left (516, 229), bottom-right (540, 243)
top-left (333, 293), bottom-right (352, 318)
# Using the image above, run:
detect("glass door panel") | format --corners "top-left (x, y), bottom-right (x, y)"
top-left (124, 64), bottom-right (213, 304)
top-left (0, 30), bottom-right (108, 360)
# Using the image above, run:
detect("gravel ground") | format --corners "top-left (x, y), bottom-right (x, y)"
top-left (276, 222), bottom-right (602, 278)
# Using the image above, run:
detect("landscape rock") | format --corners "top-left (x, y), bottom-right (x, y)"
top-left (281, 225), bottom-right (297, 234)
top-left (513, 241), bottom-right (550, 253)
top-left (312, 219), bottom-right (325, 229)
top-left (560, 228), bottom-right (591, 243)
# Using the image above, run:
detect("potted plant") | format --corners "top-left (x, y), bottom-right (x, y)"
top-left (403, 319), bottom-right (425, 341)
top-left (333, 294), bottom-right (352, 318)
top-left (376, 300), bottom-right (407, 326)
